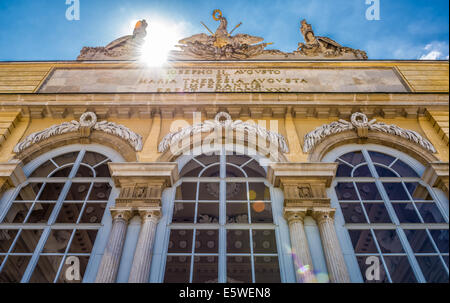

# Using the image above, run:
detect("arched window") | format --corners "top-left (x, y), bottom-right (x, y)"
top-left (162, 151), bottom-right (281, 283)
top-left (328, 146), bottom-right (448, 283)
top-left (0, 147), bottom-right (119, 283)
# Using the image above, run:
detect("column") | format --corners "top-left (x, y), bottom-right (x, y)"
top-left (128, 208), bottom-right (161, 283)
top-left (313, 209), bottom-right (350, 283)
top-left (284, 209), bottom-right (315, 283)
top-left (95, 208), bottom-right (132, 283)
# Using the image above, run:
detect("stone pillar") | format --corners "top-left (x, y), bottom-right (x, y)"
top-left (313, 209), bottom-right (350, 283)
top-left (128, 208), bottom-right (161, 283)
top-left (422, 162), bottom-right (449, 198)
top-left (284, 209), bottom-right (314, 283)
top-left (95, 208), bottom-right (132, 283)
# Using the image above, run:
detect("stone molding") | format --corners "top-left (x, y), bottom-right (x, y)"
top-left (422, 162), bottom-right (449, 197)
top-left (13, 112), bottom-right (143, 155)
top-left (108, 162), bottom-right (178, 208)
top-left (0, 161), bottom-right (26, 196)
top-left (110, 207), bottom-right (134, 222)
top-left (303, 112), bottom-right (436, 154)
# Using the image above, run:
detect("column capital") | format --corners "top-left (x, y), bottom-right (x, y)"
top-left (283, 207), bottom-right (308, 224)
top-left (312, 208), bottom-right (336, 224)
top-left (0, 161), bottom-right (26, 196)
top-left (137, 207), bottom-right (162, 223)
top-left (108, 162), bottom-right (178, 207)
top-left (110, 207), bottom-right (133, 222)
top-left (422, 162), bottom-right (449, 197)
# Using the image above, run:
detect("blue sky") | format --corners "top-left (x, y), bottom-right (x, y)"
top-left (0, 0), bottom-right (448, 61)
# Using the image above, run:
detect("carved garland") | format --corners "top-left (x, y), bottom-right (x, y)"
top-left (158, 112), bottom-right (289, 153)
top-left (303, 112), bottom-right (436, 153)
top-left (14, 112), bottom-right (143, 153)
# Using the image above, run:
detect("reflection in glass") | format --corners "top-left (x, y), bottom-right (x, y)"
top-left (172, 203), bottom-right (195, 223)
top-left (364, 203), bottom-right (391, 223)
top-left (368, 151), bottom-right (396, 166)
top-left (373, 230), bottom-right (404, 253)
top-left (383, 256), bottom-right (416, 283)
top-left (383, 183), bottom-right (409, 201)
top-left (168, 230), bottom-right (193, 253)
top-left (254, 256), bottom-right (281, 283)
top-left (253, 230), bottom-right (277, 254)
top-left (356, 183), bottom-right (382, 200)
top-left (348, 230), bottom-right (377, 253)
top-left (164, 256), bottom-right (191, 283)
top-left (429, 230), bottom-right (449, 253)
top-left (415, 203), bottom-right (446, 223)
top-left (353, 165), bottom-right (372, 177)
top-left (404, 230), bottom-right (435, 253)
top-left (227, 256), bottom-right (252, 283)
top-left (197, 203), bottom-right (219, 223)
top-left (192, 256), bottom-right (218, 283)
top-left (340, 203), bottom-right (366, 223)
top-left (392, 203), bottom-right (421, 223)
top-left (335, 183), bottom-right (358, 200)
top-left (227, 230), bottom-right (250, 253)
top-left (339, 151), bottom-right (365, 166)
top-left (416, 256), bottom-right (449, 283)
top-left (195, 230), bottom-right (218, 253)
top-left (391, 160), bottom-right (419, 178)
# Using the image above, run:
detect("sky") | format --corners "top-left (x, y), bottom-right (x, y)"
top-left (0, 0), bottom-right (448, 61)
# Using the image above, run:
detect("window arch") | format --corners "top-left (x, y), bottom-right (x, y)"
top-left (326, 145), bottom-right (449, 283)
top-left (161, 150), bottom-right (281, 283)
top-left (0, 145), bottom-right (121, 283)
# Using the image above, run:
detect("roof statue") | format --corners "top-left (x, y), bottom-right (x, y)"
top-left (174, 9), bottom-right (275, 60)
top-left (296, 19), bottom-right (368, 59)
top-left (77, 19), bottom-right (148, 60)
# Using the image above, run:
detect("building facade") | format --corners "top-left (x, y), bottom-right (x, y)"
top-left (0, 14), bottom-right (448, 283)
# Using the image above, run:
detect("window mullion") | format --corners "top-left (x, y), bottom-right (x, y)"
top-left (218, 149), bottom-right (227, 283)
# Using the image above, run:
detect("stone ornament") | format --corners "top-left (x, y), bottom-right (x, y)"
top-left (14, 112), bottom-right (143, 153)
top-left (158, 112), bottom-right (289, 153)
top-left (303, 112), bottom-right (436, 153)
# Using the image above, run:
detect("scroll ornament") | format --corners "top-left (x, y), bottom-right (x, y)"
top-left (14, 112), bottom-right (143, 153)
top-left (303, 112), bottom-right (436, 153)
top-left (158, 112), bottom-right (289, 153)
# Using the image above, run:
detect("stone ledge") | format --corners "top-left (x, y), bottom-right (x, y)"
top-left (108, 162), bottom-right (179, 188)
top-left (267, 162), bottom-right (337, 187)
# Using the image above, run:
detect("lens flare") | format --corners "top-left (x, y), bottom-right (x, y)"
top-left (252, 201), bottom-right (265, 213)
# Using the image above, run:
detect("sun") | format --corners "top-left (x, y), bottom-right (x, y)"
top-left (136, 19), bottom-right (183, 66)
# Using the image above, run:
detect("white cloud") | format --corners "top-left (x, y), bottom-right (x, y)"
top-left (419, 41), bottom-right (449, 60)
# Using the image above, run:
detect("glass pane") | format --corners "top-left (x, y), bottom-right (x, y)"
top-left (56, 203), bottom-right (82, 223)
top-left (82, 152), bottom-right (107, 167)
top-left (15, 183), bottom-right (42, 201)
top-left (197, 203), bottom-right (219, 223)
top-left (383, 183), bottom-right (410, 201)
top-left (415, 203), bottom-right (446, 223)
top-left (51, 166), bottom-right (73, 177)
top-left (339, 151), bottom-right (365, 166)
top-left (180, 159), bottom-right (203, 177)
top-left (172, 202), bottom-right (195, 223)
top-left (176, 183), bottom-right (197, 200)
top-left (164, 255), bottom-right (191, 283)
top-left (356, 256), bottom-right (389, 283)
top-left (364, 203), bottom-right (391, 223)
top-left (65, 183), bottom-right (90, 201)
top-left (392, 203), bottom-right (421, 223)
top-left (43, 230), bottom-right (73, 253)
top-left (356, 183), bottom-right (382, 200)
top-left (253, 230), bottom-right (277, 254)
top-left (79, 203), bottom-right (107, 223)
top-left (227, 256), bottom-right (252, 283)
top-left (226, 203), bottom-right (248, 223)
top-left (56, 256), bottom-right (89, 283)
top-left (383, 256), bottom-right (416, 283)
top-left (0, 255), bottom-right (31, 282)
top-left (226, 165), bottom-right (245, 177)
top-left (250, 202), bottom-right (273, 223)
top-left (227, 154), bottom-right (251, 166)
top-left (39, 183), bottom-right (65, 201)
top-left (94, 162), bottom-right (111, 177)
top-left (200, 165), bottom-right (220, 177)
top-left (336, 160), bottom-right (352, 177)
top-left (199, 182), bottom-right (221, 201)
top-left (27, 203), bottom-right (56, 223)
top-left (368, 151), bottom-right (396, 166)
top-left (227, 230), bottom-right (250, 253)
top-left (391, 160), bottom-right (419, 178)
top-left (0, 229), bottom-right (19, 253)
top-left (243, 160), bottom-right (266, 178)
top-left (30, 160), bottom-right (57, 178)
top-left (87, 183), bottom-right (111, 201)
top-left (29, 255), bottom-right (63, 283)
top-left (192, 256), bottom-right (218, 283)
top-left (196, 154), bottom-right (219, 166)
top-left (254, 256), bottom-right (281, 283)
top-left (74, 165), bottom-right (94, 177)
top-left (416, 256), bottom-right (449, 283)
top-left (348, 230), bottom-right (377, 253)
top-left (168, 230), bottom-right (193, 253)
top-left (226, 182), bottom-right (247, 201)
top-left (443, 256), bottom-right (449, 268)
top-left (340, 203), bottom-right (366, 223)
top-left (335, 183), bottom-right (358, 200)
top-left (429, 230), bottom-right (449, 253)
top-left (68, 229), bottom-right (98, 253)
top-left (353, 165), bottom-right (372, 177)
top-left (195, 230), bottom-right (218, 253)
top-left (2, 203), bottom-right (32, 223)
top-left (405, 183), bottom-right (433, 200)
top-left (404, 230), bottom-right (435, 253)
top-left (248, 183), bottom-right (270, 201)
top-left (53, 152), bottom-right (78, 166)
top-left (373, 230), bottom-right (404, 253)
top-left (375, 165), bottom-right (397, 177)
top-left (13, 229), bottom-right (43, 253)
